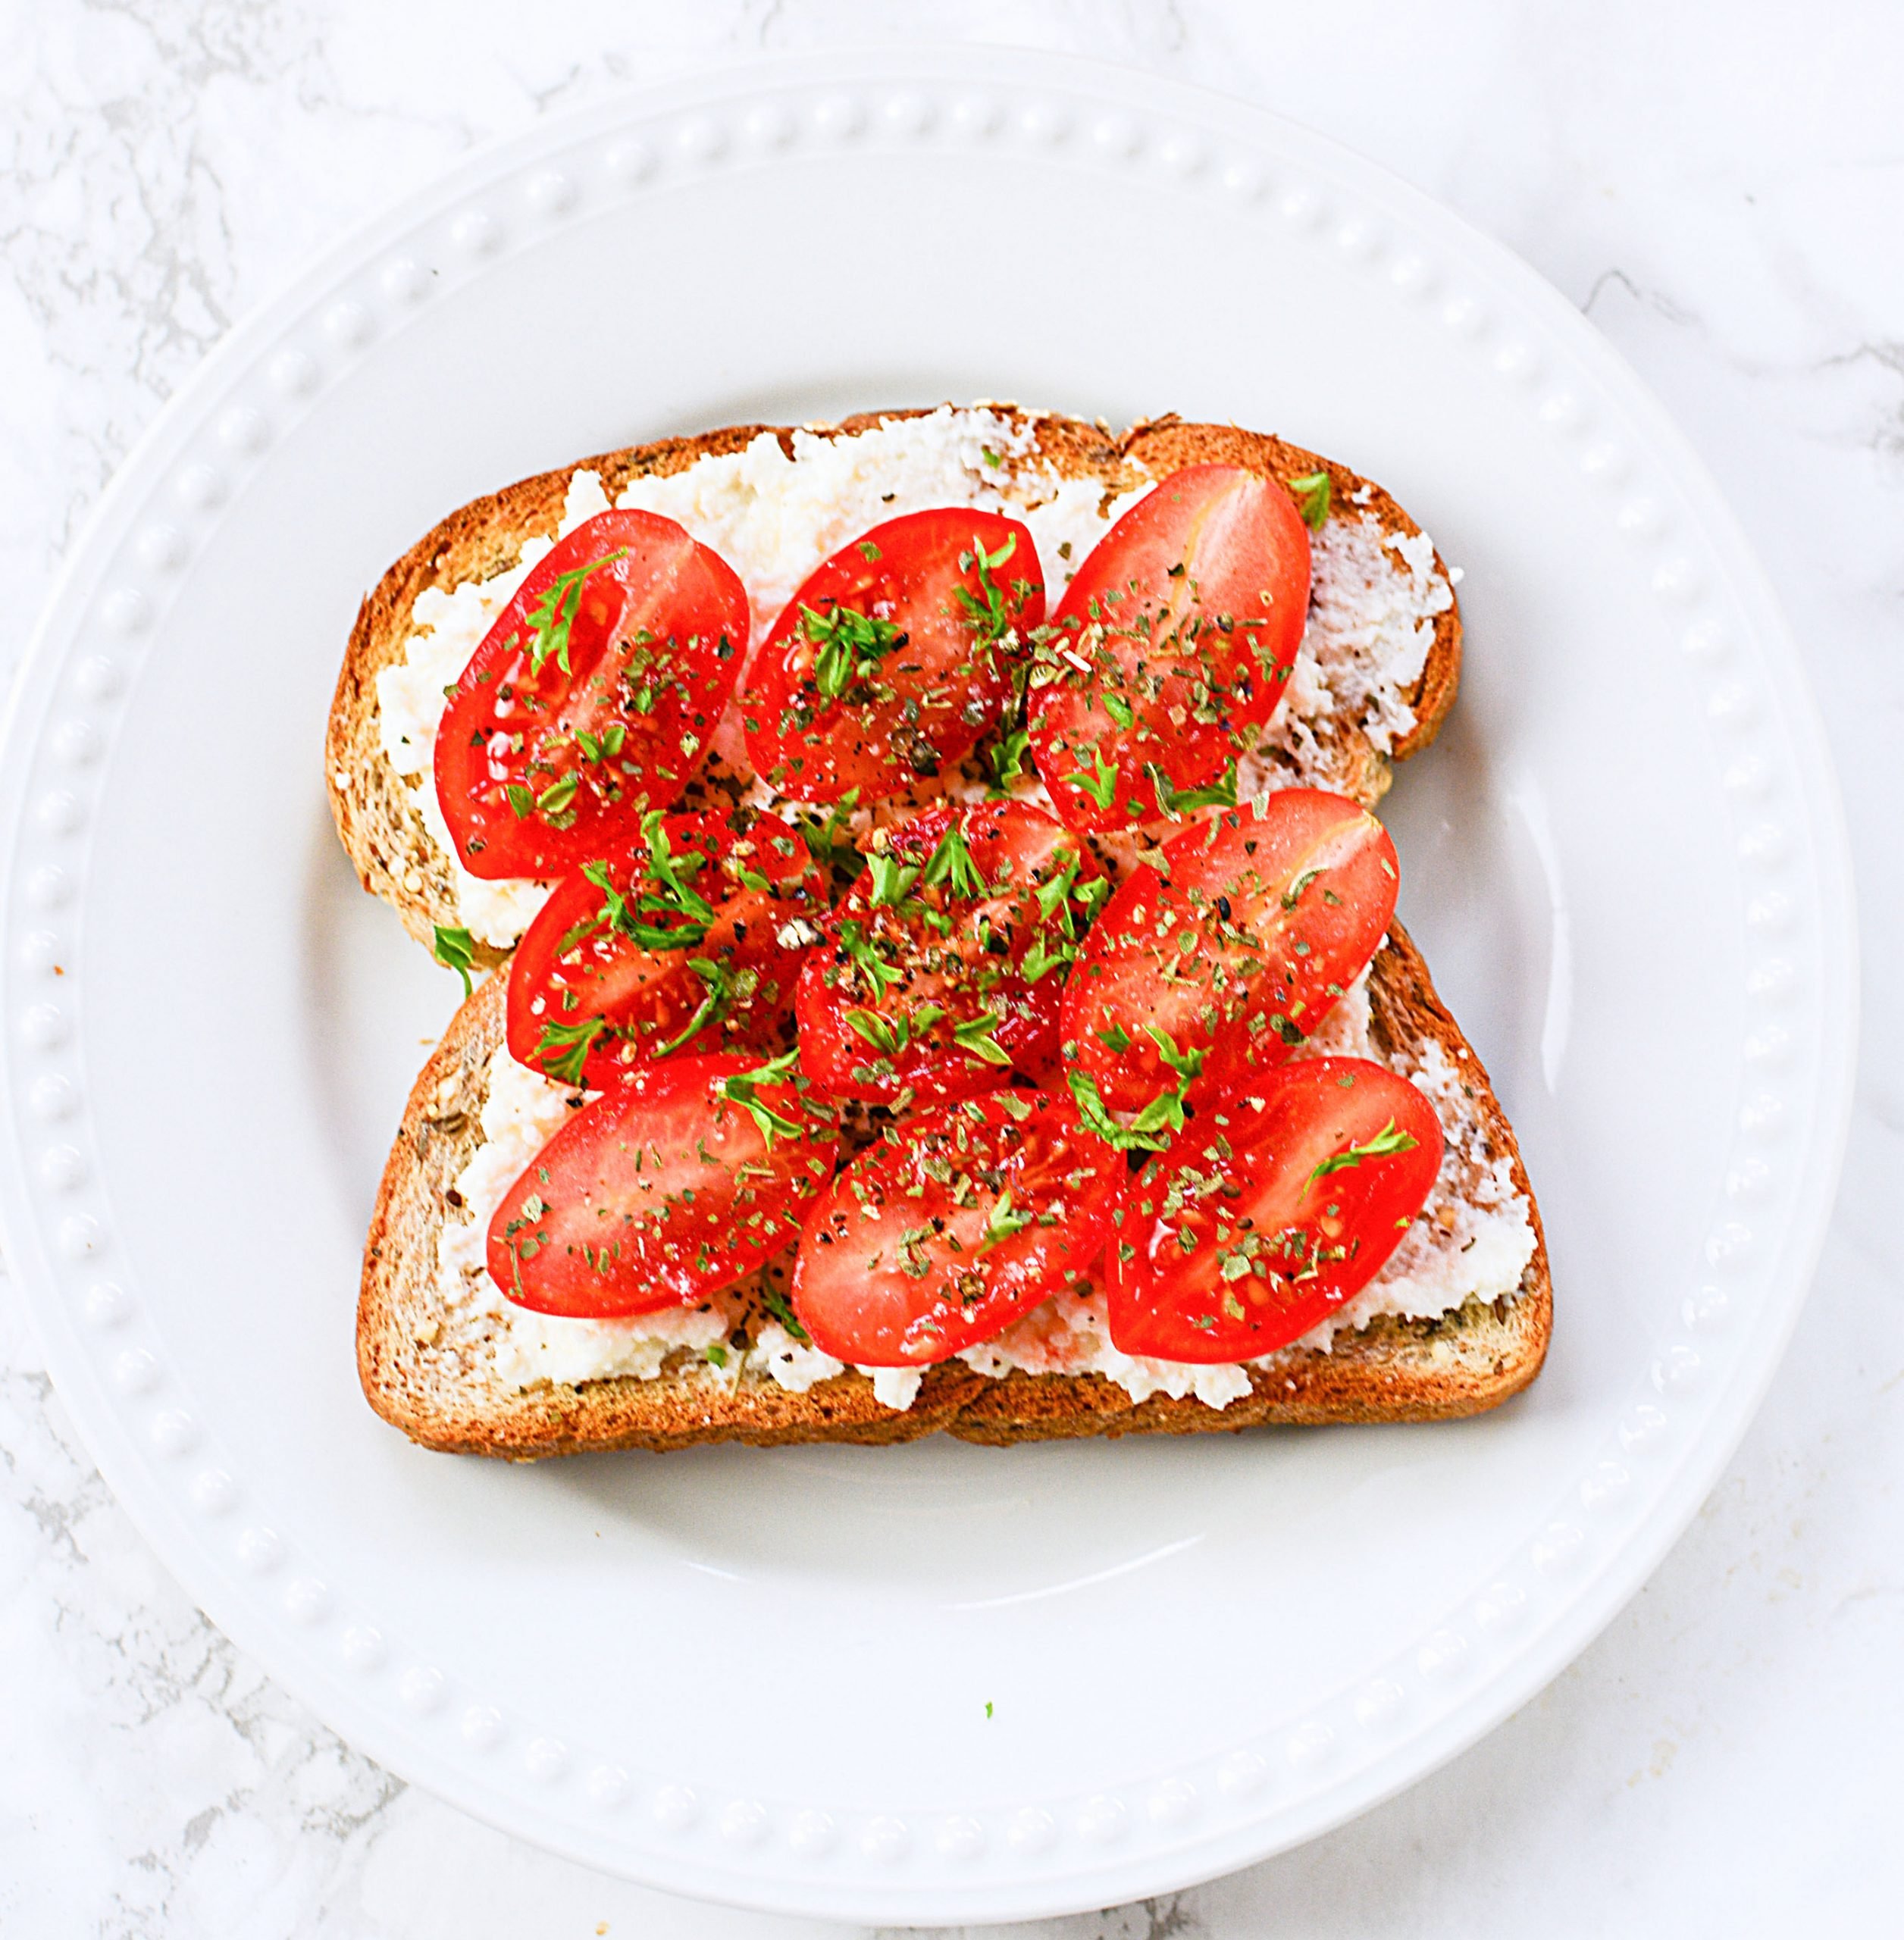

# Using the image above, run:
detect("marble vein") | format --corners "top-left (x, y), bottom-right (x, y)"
top-left (2, 1), bottom-right (1901, 1935)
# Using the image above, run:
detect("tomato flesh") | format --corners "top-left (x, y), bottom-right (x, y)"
top-left (487, 1053), bottom-right (838, 1319)
top-left (506, 809), bottom-right (825, 1087)
top-left (436, 510), bottom-right (748, 879)
top-left (1062, 789), bottom-right (1397, 1113)
top-left (795, 801), bottom-right (1105, 1104)
top-left (1027, 465), bottom-right (1311, 834)
top-left (744, 508), bottom-right (1044, 805)
top-left (792, 1090), bottom-right (1123, 1365)
top-left (1108, 1058), bottom-right (1442, 1363)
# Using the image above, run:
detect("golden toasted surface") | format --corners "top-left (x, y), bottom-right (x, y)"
top-left (324, 406), bottom-right (1462, 961)
top-left (357, 922), bottom-right (1546, 1458)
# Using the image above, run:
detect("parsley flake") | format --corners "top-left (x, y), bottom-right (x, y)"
top-left (432, 925), bottom-right (478, 997)
top-left (719, 1050), bottom-right (805, 1150)
top-left (801, 602), bottom-right (906, 701)
top-left (524, 546), bottom-right (628, 674)
top-left (1287, 471), bottom-right (1332, 531)
top-left (1305, 1119), bottom-right (1420, 1190)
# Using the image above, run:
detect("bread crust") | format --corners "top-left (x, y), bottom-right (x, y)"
top-left (358, 922), bottom-right (1547, 1457)
top-left (325, 407), bottom-right (1461, 962)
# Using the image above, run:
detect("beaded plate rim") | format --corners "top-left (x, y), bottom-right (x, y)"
top-left (0, 45), bottom-right (1859, 1923)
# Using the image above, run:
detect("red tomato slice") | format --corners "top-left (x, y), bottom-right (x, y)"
top-left (1062, 790), bottom-right (1398, 1114)
top-left (1027, 465), bottom-right (1311, 834)
top-left (792, 1090), bottom-right (1123, 1366)
top-left (1108, 1058), bottom-right (1442, 1363)
top-left (505, 809), bottom-right (825, 1087)
top-left (487, 1052), bottom-right (838, 1319)
top-left (794, 802), bottom-right (1106, 1104)
top-left (436, 510), bottom-right (747, 879)
top-left (743, 508), bottom-right (1044, 804)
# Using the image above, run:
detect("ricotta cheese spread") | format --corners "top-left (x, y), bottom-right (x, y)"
top-left (438, 962), bottom-right (1536, 1413)
top-left (398, 404), bottom-right (1500, 1412)
top-left (374, 467), bottom-right (615, 946)
top-left (374, 405), bottom-right (1453, 945)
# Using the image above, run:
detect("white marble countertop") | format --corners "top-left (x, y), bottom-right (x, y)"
top-left (3, 3), bottom-right (1899, 1932)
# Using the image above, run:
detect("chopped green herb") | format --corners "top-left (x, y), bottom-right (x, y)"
top-left (791, 789), bottom-right (863, 881)
top-left (1020, 934), bottom-right (1076, 984)
top-left (978, 1188), bottom-right (1035, 1255)
top-left (573, 721), bottom-right (628, 764)
top-left (524, 547), bottom-right (628, 674)
top-left (801, 602), bottom-right (905, 701)
top-left (1144, 1023), bottom-right (1205, 1083)
top-left (1063, 748), bottom-right (1120, 811)
top-left (839, 917), bottom-right (906, 997)
top-left (653, 957), bottom-right (752, 1058)
top-left (987, 723), bottom-right (1032, 789)
top-left (922, 820), bottom-right (988, 900)
top-left (535, 1013), bottom-right (607, 1085)
top-left (952, 1011), bottom-right (1012, 1065)
top-left (761, 1284), bottom-right (811, 1344)
top-left (1306, 1118), bottom-right (1419, 1190)
top-left (953, 530), bottom-right (1020, 647)
top-left (582, 818), bottom-right (720, 951)
top-left (719, 1049), bottom-right (805, 1148)
top-left (432, 925), bottom-right (478, 997)
top-left (843, 1007), bottom-right (904, 1056)
top-left (1066, 1070), bottom-right (1179, 1153)
top-left (1034, 850), bottom-right (1082, 924)
top-left (534, 772), bottom-right (581, 827)
top-left (1147, 760), bottom-right (1237, 820)
top-left (1287, 470), bottom-right (1332, 531)
top-left (866, 851), bottom-right (922, 909)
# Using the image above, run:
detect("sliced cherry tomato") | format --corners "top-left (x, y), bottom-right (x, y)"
top-left (744, 508), bottom-right (1044, 804)
top-left (487, 1052), bottom-right (838, 1319)
top-left (1062, 790), bottom-right (1397, 1114)
top-left (1108, 1058), bottom-right (1442, 1363)
top-left (436, 510), bottom-right (748, 879)
top-left (792, 1090), bottom-right (1123, 1366)
top-left (506, 809), bottom-right (825, 1087)
top-left (1027, 465), bottom-right (1311, 834)
top-left (794, 802), bottom-right (1106, 1104)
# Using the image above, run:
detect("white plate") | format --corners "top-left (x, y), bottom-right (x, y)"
top-left (0, 47), bottom-right (1855, 1924)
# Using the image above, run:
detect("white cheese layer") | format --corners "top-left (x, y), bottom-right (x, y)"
top-left (950, 975), bottom-right (1536, 1407)
top-left (373, 407), bottom-right (1451, 947)
top-left (433, 1044), bottom-right (734, 1388)
top-left (443, 967), bottom-right (1536, 1412)
top-left (374, 468), bottom-right (613, 946)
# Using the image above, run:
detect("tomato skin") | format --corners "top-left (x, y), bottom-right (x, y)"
top-left (794, 801), bottom-right (1104, 1105)
top-left (505, 809), bottom-right (825, 1087)
top-left (744, 508), bottom-right (1044, 805)
top-left (792, 1091), bottom-right (1123, 1366)
top-left (1027, 465), bottom-right (1311, 835)
top-left (1108, 1059), bottom-right (1442, 1363)
top-left (436, 511), bottom-right (748, 879)
top-left (487, 1053), bottom-right (838, 1319)
top-left (1062, 790), bottom-right (1398, 1112)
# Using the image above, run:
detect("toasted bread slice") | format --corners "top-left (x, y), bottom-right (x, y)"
top-left (326, 408), bottom-right (1461, 964)
top-left (358, 922), bottom-right (1547, 1457)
